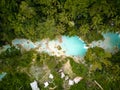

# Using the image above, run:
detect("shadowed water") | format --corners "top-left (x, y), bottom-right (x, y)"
top-left (103, 32), bottom-right (120, 49)
top-left (0, 72), bottom-right (7, 81)
top-left (90, 32), bottom-right (120, 53)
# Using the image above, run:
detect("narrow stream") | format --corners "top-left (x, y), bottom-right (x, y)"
top-left (0, 32), bottom-right (120, 57)
top-left (0, 32), bottom-right (120, 81)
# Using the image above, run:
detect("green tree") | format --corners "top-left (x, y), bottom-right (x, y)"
top-left (84, 47), bottom-right (112, 71)
top-left (0, 72), bottom-right (31, 90)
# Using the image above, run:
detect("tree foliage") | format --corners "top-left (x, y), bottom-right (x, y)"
top-left (0, 0), bottom-right (120, 43)
top-left (84, 47), bottom-right (120, 89)
top-left (0, 47), bottom-right (34, 72)
top-left (0, 0), bottom-right (120, 89)
top-left (0, 72), bottom-right (31, 90)
top-left (85, 47), bottom-right (112, 71)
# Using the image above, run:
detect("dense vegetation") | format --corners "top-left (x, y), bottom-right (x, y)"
top-left (0, 0), bottom-right (120, 45)
top-left (84, 47), bottom-right (120, 90)
top-left (0, 47), bottom-right (33, 89)
top-left (1, 47), bottom-right (119, 89)
top-left (0, 0), bottom-right (120, 90)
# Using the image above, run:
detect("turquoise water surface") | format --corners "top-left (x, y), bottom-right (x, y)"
top-left (0, 72), bottom-right (7, 81)
top-left (12, 39), bottom-right (36, 50)
top-left (61, 36), bottom-right (87, 57)
top-left (0, 33), bottom-right (120, 57)
top-left (11, 36), bottom-right (88, 57)
top-left (103, 32), bottom-right (120, 49)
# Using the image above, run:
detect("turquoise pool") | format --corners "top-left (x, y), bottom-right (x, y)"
top-left (11, 36), bottom-right (88, 57)
top-left (103, 32), bottom-right (120, 49)
top-left (61, 36), bottom-right (87, 57)
top-left (0, 32), bottom-right (120, 57)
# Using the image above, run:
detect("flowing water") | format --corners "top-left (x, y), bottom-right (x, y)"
top-left (90, 32), bottom-right (120, 53)
top-left (0, 33), bottom-right (120, 81)
top-left (11, 36), bottom-right (87, 57)
top-left (1, 32), bottom-right (120, 57)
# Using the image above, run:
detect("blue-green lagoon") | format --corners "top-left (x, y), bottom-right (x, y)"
top-left (103, 32), bottom-right (120, 49)
top-left (90, 32), bottom-right (120, 53)
top-left (7, 36), bottom-right (88, 57)
top-left (61, 36), bottom-right (87, 57)
top-left (1, 32), bottom-right (120, 57)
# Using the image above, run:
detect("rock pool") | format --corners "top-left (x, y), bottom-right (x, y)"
top-left (90, 32), bottom-right (120, 53)
top-left (11, 36), bottom-right (87, 57)
top-left (61, 36), bottom-right (87, 57)
top-left (0, 32), bottom-right (120, 57)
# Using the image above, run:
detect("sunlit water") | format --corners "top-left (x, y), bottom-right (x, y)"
top-left (61, 36), bottom-right (87, 56)
top-left (0, 33), bottom-right (120, 81)
top-left (11, 36), bottom-right (88, 57)
top-left (1, 33), bottom-right (120, 57)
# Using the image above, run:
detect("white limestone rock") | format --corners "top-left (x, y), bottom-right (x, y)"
top-left (68, 79), bottom-right (74, 86)
top-left (73, 77), bottom-right (83, 84)
top-left (30, 81), bottom-right (40, 90)
top-left (49, 74), bottom-right (54, 79)
top-left (44, 82), bottom-right (49, 88)
top-left (61, 72), bottom-right (65, 79)
top-left (58, 69), bottom-right (63, 72)
top-left (65, 76), bottom-right (69, 80)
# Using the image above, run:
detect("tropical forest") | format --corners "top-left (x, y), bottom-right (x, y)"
top-left (0, 0), bottom-right (120, 90)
